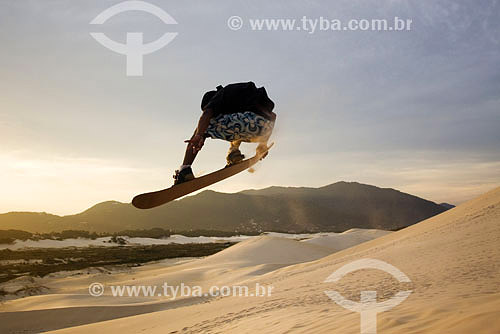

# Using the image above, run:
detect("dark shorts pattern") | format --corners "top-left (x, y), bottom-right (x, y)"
top-left (205, 111), bottom-right (274, 142)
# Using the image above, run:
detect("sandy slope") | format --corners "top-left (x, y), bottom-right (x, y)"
top-left (0, 230), bottom-right (385, 333)
top-left (2, 187), bottom-right (500, 333)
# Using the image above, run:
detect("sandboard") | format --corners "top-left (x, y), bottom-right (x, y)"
top-left (132, 143), bottom-right (273, 209)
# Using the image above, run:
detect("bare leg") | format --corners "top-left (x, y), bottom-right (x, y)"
top-left (226, 140), bottom-right (244, 165)
top-left (228, 140), bottom-right (242, 154)
top-left (179, 108), bottom-right (214, 168)
top-left (182, 131), bottom-right (201, 166)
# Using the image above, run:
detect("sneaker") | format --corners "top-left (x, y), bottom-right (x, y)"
top-left (226, 149), bottom-right (245, 166)
top-left (173, 167), bottom-right (195, 185)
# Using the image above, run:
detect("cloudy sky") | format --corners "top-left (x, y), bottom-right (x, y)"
top-left (1, 0), bottom-right (499, 214)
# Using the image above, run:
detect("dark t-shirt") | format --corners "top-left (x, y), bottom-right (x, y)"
top-left (204, 82), bottom-right (276, 121)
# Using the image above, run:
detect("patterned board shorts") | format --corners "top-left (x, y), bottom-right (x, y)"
top-left (205, 111), bottom-right (274, 143)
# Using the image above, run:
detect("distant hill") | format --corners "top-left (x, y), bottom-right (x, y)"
top-left (0, 182), bottom-right (449, 233)
top-left (0, 212), bottom-right (63, 233)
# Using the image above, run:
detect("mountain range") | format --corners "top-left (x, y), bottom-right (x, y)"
top-left (0, 182), bottom-right (450, 233)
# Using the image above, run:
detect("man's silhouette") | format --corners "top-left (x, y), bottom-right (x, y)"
top-left (174, 82), bottom-right (276, 185)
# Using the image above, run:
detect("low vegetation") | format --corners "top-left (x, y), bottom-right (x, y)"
top-left (0, 242), bottom-right (235, 284)
top-left (0, 228), bottom-right (259, 245)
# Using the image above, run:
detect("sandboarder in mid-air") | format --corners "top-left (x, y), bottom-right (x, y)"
top-left (173, 81), bottom-right (276, 185)
top-left (132, 81), bottom-right (276, 209)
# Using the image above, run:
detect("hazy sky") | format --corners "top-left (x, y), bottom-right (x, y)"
top-left (1, 0), bottom-right (499, 215)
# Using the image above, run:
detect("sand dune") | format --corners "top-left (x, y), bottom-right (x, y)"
top-left (202, 235), bottom-right (334, 266)
top-left (0, 231), bottom-right (383, 250)
top-left (0, 230), bottom-right (385, 311)
top-left (1, 187), bottom-right (499, 333)
top-left (302, 228), bottom-right (392, 252)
